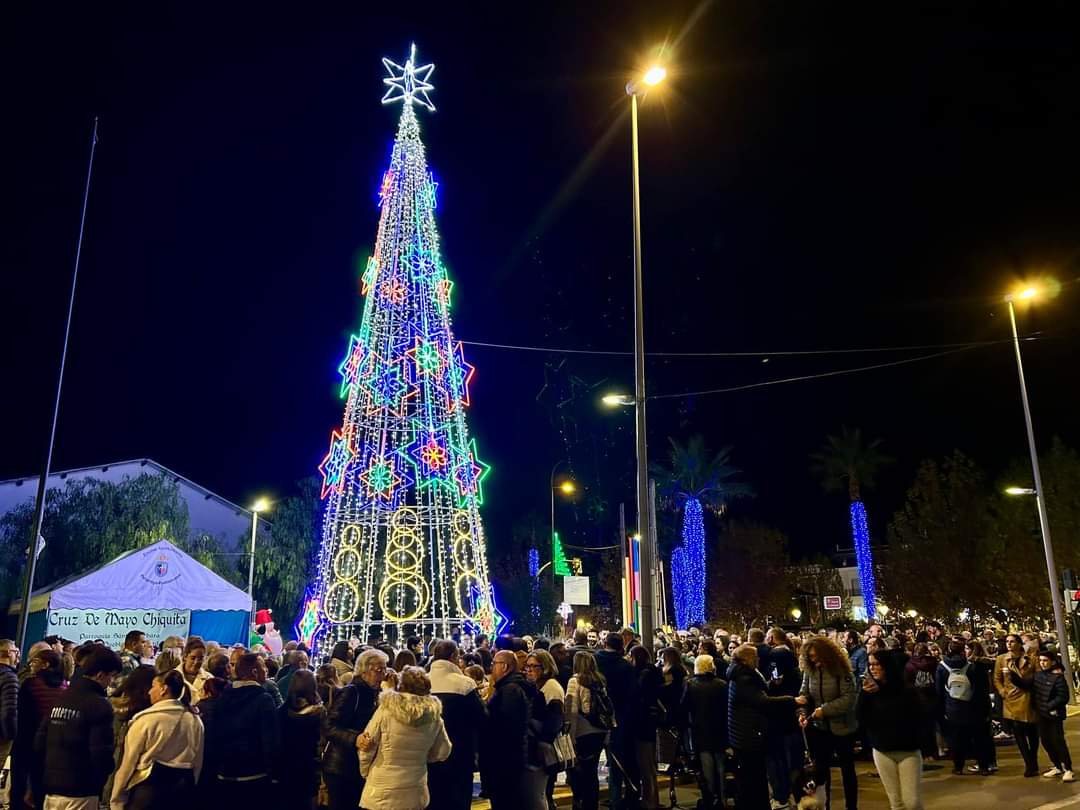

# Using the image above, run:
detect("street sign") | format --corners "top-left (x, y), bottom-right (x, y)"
top-left (823, 595), bottom-right (842, 611)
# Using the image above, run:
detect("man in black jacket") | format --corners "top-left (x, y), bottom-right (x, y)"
top-left (0, 640), bottom-right (20, 773)
top-left (428, 640), bottom-right (487, 810)
top-left (322, 647), bottom-right (386, 810)
top-left (595, 633), bottom-right (639, 810)
top-left (36, 643), bottom-right (121, 807)
top-left (480, 650), bottom-right (535, 810)
top-left (202, 652), bottom-right (279, 801)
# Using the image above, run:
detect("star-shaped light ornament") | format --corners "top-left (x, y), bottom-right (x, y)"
top-left (318, 430), bottom-right (355, 499)
top-left (382, 43), bottom-right (436, 112)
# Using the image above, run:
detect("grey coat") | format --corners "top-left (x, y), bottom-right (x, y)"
top-left (798, 667), bottom-right (858, 736)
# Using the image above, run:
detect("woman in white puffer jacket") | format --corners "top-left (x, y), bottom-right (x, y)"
top-left (358, 665), bottom-right (452, 810)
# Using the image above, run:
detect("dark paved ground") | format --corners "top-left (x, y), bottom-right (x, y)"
top-left (473, 716), bottom-right (1080, 809)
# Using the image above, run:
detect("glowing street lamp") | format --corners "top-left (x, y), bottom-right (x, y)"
top-left (247, 497), bottom-right (272, 630)
top-left (621, 54), bottom-right (669, 645)
top-left (602, 393), bottom-right (636, 407)
top-left (1005, 486), bottom-right (1036, 496)
top-left (1003, 282), bottom-right (1074, 700)
top-left (906, 609), bottom-right (918, 619)
top-left (791, 607), bottom-right (803, 621)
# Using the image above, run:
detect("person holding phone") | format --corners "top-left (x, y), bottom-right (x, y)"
top-left (858, 650), bottom-right (924, 809)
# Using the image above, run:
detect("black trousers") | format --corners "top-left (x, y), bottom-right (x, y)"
top-left (428, 758), bottom-right (476, 810)
top-left (1038, 716), bottom-right (1073, 771)
top-left (569, 732), bottom-right (606, 810)
top-left (733, 749), bottom-right (770, 810)
top-left (949, 720), bottom-right (992, 770)
top-left (323, 772), bottom-right (363, 810)
top-left (1010, 719), bottom-right (1041, 773)
top-left (127, 763), bottom-right (196, 810)
top-left (807, 728), bottom-right (858, 810)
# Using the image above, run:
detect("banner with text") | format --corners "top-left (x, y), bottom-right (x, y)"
top-left (46, 608), bottom-right (191, 647)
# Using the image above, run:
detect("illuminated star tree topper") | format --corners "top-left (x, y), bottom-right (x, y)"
top-left (382, 43), bottom-right (436, 112)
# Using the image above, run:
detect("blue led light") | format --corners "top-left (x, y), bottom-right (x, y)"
top-left (528, 548), bottom-right (540, 621)
top-left (850, 500), bottom-right (876, 618)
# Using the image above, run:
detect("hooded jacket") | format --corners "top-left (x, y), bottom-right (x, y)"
top-left (110, 700), bottom-right (204, 809)
top-left (428, 658), bottom-right (486, 806)
top-left (935, 654), bottom-right (990, 726)
top-left (173, 664), bottom-right (211, 707)
top-left (36, 676), bottom-right (115, 798)
top-left (1033, 667), bottom-right (1069, 720)
top-left (202, 681), bottom-right (278, 780)
top-left (359, 690), bottom-right (452, 810)
top-left (276, 702), bottom-right (325, 796)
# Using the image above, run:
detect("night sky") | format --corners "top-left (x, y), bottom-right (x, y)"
top-left (3, 3), bottom-right (1079, 563)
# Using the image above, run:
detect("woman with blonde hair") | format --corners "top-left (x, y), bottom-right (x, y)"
top-left (565, 652), bottom-right (611, 810)
top-left (358, 666), bottom-right (452, 809)
top-left (795, 636), bottom-right (859, 809)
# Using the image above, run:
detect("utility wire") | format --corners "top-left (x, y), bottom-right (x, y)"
top-left (461, 335), bottom-right (1036, 358)
top-left (648, 345), bottom-right (982, 400)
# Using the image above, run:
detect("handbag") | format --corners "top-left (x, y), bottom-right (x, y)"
top-left (541, 723), bottom-right (577, 772)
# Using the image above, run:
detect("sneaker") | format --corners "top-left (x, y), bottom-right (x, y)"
top-left (1044, 767), bottom-right (1064, 778)
top-left (988, 764), bottom-right (999, 773)
top-left (1025, 768), bottom-right (1039, 778)
top-left (1064, 771), bottom-right (1076, 783)
top-left (967, 765), bottom-right (981, 773)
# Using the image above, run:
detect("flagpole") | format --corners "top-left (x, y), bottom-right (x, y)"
top-left (16, 117), bottom-right (100, 648)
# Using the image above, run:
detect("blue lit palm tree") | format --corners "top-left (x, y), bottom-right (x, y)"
top-left (653, 436), bottom-right (752, 629)
top-left (811, 427), bottom-right (892, 619)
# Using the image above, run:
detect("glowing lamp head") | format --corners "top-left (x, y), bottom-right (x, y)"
top-left (643, 65), bottom-right (667, 86)
top-left (252, 498), bottom-right (271, 513)
top-left (602, 393), bottom-right (635, 407)
top-left (906, 609), bottom-right (918, 618)
top-left (1018, 287), bottom-right (1039, 300)
top-left (1005, 486), bottom-right (1036, 496)
top-left (790, 608), bottom-right (802, 620)
top-left (559, 480), bottom-right (576, 495)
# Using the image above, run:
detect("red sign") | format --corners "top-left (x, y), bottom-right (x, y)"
top-left (823, 595), bottom-right (843, 611)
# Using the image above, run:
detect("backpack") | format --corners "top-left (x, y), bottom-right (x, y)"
top-left (913, 670), bottom-right (935, 690)
top-left (943, 662), bottom-right (973, 702)
top-left (583, 681), bottom-right (616, 730)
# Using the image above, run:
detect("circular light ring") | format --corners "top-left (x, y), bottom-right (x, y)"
top-left (379, 578), bottom-right (431, 622)
top-left (452, 535), bottom-right (476, 573)
top-left (325, 580), bottom-right (361, 623)
top-left (454, 572), bottom-right (482, 618)
top-left (389, 506), bottom-right (420, 530)
top-left (333, 548), bottom-right (362, 580)
top-left (339, 524), bottom-right (362, 548)
top-left (452, 509), bottom-right (471, 536)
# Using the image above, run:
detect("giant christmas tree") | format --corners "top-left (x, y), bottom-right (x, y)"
top-left (300, 45), bottom-right (502, 650)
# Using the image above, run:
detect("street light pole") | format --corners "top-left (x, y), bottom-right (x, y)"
top-left (247, 498), bottom-right (270, 634)
top-left (16, 117), bottom-right (100, 650)
top-left (1007, 295), bottom-right (1074, 700)
top-left (627, 83), bottom-right (654, 646)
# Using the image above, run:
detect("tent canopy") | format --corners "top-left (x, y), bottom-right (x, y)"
top-left (9, 539), bottom-right (251, 613)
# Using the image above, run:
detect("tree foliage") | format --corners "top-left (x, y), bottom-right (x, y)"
top-left (706, 520), bottom-right (792, 631)
top-left (653, 436), bottom-right (753, 514)
top-left (883, 444), bottom-right (1080, 626)
top-left (489, 511), bottom-right (559, 635)
top-left (250, 477), bottom-right (321, 638)
top-left (811, 426), bottom-right (892, 501)
top-left (0, 474), bottom-right (244, 606)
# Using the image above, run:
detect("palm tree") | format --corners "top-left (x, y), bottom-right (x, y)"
top-left (811, 426), bottom-right (892, 619)
top-left (653, 436), bottom-right (752, 629)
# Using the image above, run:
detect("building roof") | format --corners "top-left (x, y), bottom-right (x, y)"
top-left (0, 458), bottom-right (267, 551)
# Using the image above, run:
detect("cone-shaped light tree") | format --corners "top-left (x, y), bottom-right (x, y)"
top-left (300, 45), bottom-right (502, 652)
top-left (653, 436), bottom-right (752, 629)
top-left (811, 426), bottom-right (892, 619)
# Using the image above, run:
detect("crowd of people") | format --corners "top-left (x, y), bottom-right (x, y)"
top-left (0, 620), bottom-right (1072, 810)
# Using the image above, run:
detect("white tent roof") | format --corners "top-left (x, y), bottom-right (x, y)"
top-left (32, 539), bottom-right (251, 611)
